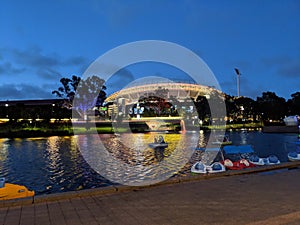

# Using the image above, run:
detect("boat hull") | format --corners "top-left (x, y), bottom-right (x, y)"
top-left (148, 143), bottom-right (168, 148)
top-left (288, 152), bottom-right (300, 162)
top-left (0, 183), bottom-right (35, 201)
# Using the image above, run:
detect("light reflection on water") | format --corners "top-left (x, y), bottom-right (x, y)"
top-left (77, 133), bottom-right (199, 186)
top-left (0, 131), bottom-right (298, 195)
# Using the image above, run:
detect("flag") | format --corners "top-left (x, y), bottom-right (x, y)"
top-left (234, 68), bottom-right (241, 75)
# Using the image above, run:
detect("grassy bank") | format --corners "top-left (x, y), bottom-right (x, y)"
top-left (0, 121), bottom-right (264, 139)
top-left (201, 122), bottom-right (263, 130)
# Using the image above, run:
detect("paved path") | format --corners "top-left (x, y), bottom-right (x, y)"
top-left (1, 168), bottom-right (300, 225)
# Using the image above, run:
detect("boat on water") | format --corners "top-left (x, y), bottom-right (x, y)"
top-left (288, 152), bottom-right (300, 161)
top-left (148, 135), bottom-right (168, 149)
top-left (191, 147), bottom-right (226, 174)
top-left (148, 142), bottom-right (168, 148)
top-left (287, 139), bottom-right (300, 161)
top-left (191, 161), bottom-right (225, 174)
top-left (0, 178), bottom-right (35, 201)
top-left (206, 162), bottom-right (226, 173)
top-left (248, 154), bottom-right (281, 165)
top-left (248, 154), bottom-right (265, 166)
top-left (191, 161), bottom-right (207, 174)
top-left (220, 145), bottom-right (256, 170)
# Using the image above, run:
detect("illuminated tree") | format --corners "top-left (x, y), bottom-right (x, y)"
top-left (72, 75), bottom-right (106, 119)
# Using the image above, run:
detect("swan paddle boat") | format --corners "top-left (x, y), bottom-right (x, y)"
top-left (0, 178), bottom-right (35, 201)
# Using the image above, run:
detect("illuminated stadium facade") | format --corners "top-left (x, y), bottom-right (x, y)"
top-left (104, 81), bottom-right (224, 119)
top-left (106, 82), bottom-right (223, 104)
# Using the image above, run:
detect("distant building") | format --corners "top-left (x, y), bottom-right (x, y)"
top-left (0, 99), bottom-right (72, 122)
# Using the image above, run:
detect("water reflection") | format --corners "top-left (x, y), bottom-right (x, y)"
top-left (0, 138), bottom-right (9, 162)
top-left (0, 131), bottom-right (298, 195)
top-left (77, 133), bottom-right (199, 186)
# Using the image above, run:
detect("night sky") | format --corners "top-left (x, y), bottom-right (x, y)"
top-left (0, 0), bottom-right (299, 100)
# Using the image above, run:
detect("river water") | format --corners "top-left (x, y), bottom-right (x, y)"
top-left (0, 130), bottom-right (298, 195)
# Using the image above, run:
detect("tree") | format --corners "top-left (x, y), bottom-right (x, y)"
top-left (52, 75), bottom-right (81, 108)
top-left (234, 96), bottom-right (257, 122)
top-left (195, 95), bottom-right (210, 121)
top-left (53, 75), bottom-right (106, 120)
top-left (72, 75), bottom-right (106, 119)
top-left (287, 92), bottom-right (300, 115)
top-left (257, 91), bottom-right (287, 121)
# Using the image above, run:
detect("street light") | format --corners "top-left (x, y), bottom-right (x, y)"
top-left (234, 68), bottom-right (241, 97)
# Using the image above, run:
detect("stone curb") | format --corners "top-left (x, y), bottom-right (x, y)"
top-left (1, 161), bottom-right (300, 208)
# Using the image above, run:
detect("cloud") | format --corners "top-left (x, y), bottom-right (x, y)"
top-left (277, 60), bottom-right (300, 78)
top-left (0, 62), bottom-right (26, 75)
top-left (14, 47), bottom-right (59, 67)
top-left (104, 68), bottom-right (135, 95)
top-left (262, 56), bottom-right (300, 78)
top-left (0, 83), bottom-right (54, 100)
top-left (36, 68), bottom-right (62, 80)
top-left (0, 46), bottom-right (89, 80)
top-left (63, 55), bottom-right (88, 66)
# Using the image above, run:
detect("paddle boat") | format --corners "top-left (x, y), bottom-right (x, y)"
top-left (149, 135), bottom-right (168, 149)
top-left (0, 178), bottom-right (35, 201)
top-left (248, 154), bottom-right (265, 166)
top-left (191, 161), bottom-right (225, 174)
top-left (287, 139), bottom-right (300, 161)
top-left (222, 158), bottom-right (255, 170)
top-left (220, 145), bottom-right (256, 170)
top-left (263, 155), bottom-right (281, 165)
top-left (191, 147), bottom-right (226, 174)
top-left (288, 151), bottom-right (300, 161)
top-left (206, 162), bottom-right (226, 173)
top-left (191, 161), bottom-right (207, 174)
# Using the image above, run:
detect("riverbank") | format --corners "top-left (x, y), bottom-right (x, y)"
top-left (1, 160), bottom-right (300, 208)
top-left (0, 121), bottom-right (264, 138)
top-left (1, 161), bottom-right (300, 225)
top-left (263, 125), bottom-right (299, 133)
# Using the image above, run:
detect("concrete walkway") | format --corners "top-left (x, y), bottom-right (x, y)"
top-left (1, 167), bottom-right (300, 225)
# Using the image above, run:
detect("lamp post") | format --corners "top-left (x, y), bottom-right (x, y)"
top-left (234, 68), bottom-right (241, 97)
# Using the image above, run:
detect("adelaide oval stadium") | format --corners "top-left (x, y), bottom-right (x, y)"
top-left (105, 81), bottom-right (223, 104)
top-left (104, 81), bottom-right (224, 121)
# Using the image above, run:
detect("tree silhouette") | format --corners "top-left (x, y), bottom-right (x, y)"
top-left (257, 91), bottom-right (287, 121)
top-left (287, 92), bottom-right (300, 115)
top-left (52, 75), bottom-right (81, 108)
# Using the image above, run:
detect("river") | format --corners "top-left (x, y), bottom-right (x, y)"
top-left (0, 130), bottom-right (298, 195)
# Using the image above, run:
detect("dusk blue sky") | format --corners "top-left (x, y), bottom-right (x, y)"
top-left (0, 0), bottom-right (299, 101)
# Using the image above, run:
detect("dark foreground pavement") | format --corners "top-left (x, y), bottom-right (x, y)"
top-left (1, 167), bottom-right (300, 225)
